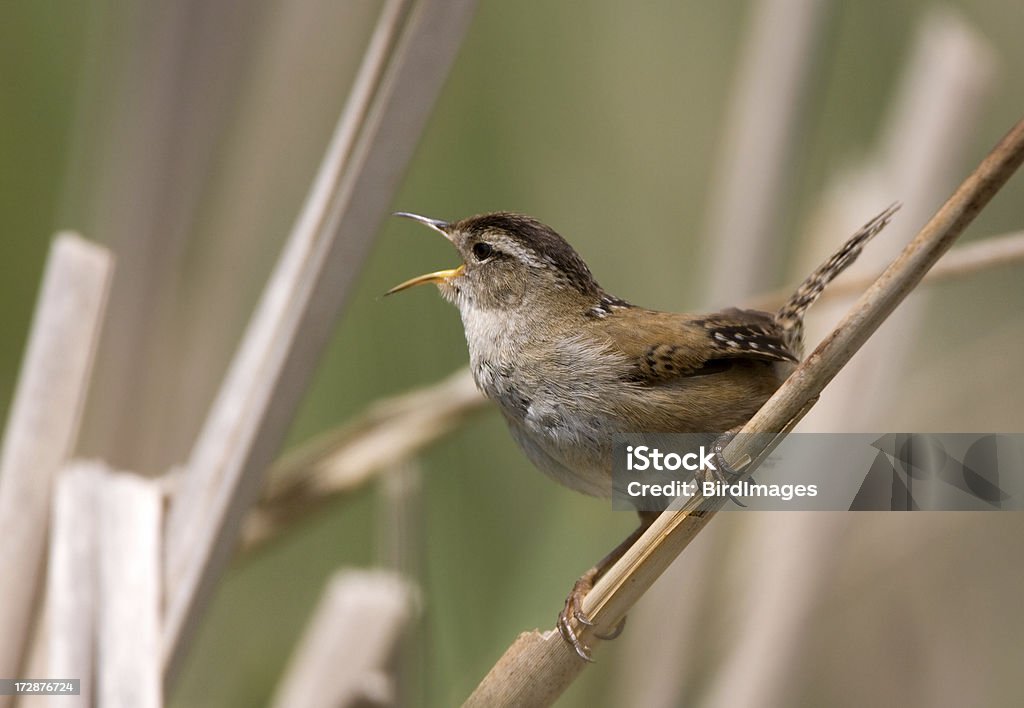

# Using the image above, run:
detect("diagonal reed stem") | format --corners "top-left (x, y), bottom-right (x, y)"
top-left (161, 0), bottom-right (478, 686)
top-left (464, 114), bottom-right (1024, 707)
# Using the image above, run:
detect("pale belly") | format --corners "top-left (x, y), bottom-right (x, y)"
top-left (474, 357), bottom-right (786, 500)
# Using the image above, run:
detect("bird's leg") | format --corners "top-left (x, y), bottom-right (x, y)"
top-left (557, 510), bottom-right (658, 661)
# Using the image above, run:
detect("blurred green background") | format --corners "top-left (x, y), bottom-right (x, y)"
top-left (2, 1), bottom-right (1023, 706)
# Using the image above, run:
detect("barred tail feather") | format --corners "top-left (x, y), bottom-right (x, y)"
top-left (776, 202), bottom-right (900, 351)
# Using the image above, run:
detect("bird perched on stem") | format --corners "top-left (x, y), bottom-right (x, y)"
top-left (388, 204), bottom-right (898, 660)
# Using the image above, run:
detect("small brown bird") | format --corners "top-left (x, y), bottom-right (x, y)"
top-left (388, 205), bottom-right (898, 659)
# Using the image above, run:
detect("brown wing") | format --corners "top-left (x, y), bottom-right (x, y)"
top-left (597, 306), bottom-right (798, 384)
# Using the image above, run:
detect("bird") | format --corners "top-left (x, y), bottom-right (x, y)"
top-left (387, 204), bottom-right (898, 659)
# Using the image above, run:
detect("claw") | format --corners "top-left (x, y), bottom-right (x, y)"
top-left (557, 609), bottom-right (594, 662)
top-left (557, 573), bottom-right (597, 661)
top-left (574, 609), bottom-right (595, 627)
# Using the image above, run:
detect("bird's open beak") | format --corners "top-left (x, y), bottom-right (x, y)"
top-left (386, 212), bottom-right (465, 295)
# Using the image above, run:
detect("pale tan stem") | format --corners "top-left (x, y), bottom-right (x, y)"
top-left (160, 0), bottom-right (478, 685)
top-left (463, 114), bottom-right (1024, 706)
top-left (749, 229), bottom-right (1024, 312)
top-left (0, 234), bottom-right (112, 696)
top-left (242, 369), bottom-right (483, 550)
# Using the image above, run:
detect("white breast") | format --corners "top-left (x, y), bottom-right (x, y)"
top-left (459, 306), bottom-right (626, 497)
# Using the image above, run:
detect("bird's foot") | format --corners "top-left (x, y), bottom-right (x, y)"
top-left (557, 570), bottom-right (597, 662)
top-left (708, 429), bottom-right (748, 507)
top-left (557, 569), bottom-right (628, 662)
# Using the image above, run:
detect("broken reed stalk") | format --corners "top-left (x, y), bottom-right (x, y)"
top-left (271, 570), bottom-right (420, 708)
top-left (463, 115), bottom-right (1024, 707)
top-left (0, 234), bottom-right (112, 698)
top-left (96, 467), bottom-right (164, 708)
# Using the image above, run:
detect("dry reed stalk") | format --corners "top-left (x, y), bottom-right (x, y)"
top-left (161, 0), bottom-right (478, 685)
top-left (97, 468), bottom-right (163, 708)
top-left (702, 13), bottom-right (995, 707)
top-left (0, 235), bottom-right (112, 702)
top-left (748, 229), bottom-right (1024, 311)
top-left (271, 571), bottom-right (420, 708)
top-left (45, 462), bottom-right (165, 708)
top-left (46, 463), bottom-right (102, 706)
top-left (702, 0), bottom-right (831, 302)
top-left (69, 1), bottom-right (255, 473)
top-left (463, 114), bottom-right (1024, 706)
top-left (242, 368), bottom-right (481, 550)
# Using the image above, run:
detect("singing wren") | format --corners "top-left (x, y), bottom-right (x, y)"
top-left (388, 205), bottom-right (898, 659)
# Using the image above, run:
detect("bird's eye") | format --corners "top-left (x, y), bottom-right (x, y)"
top-left (472, 242), bottom-right (494, 261)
